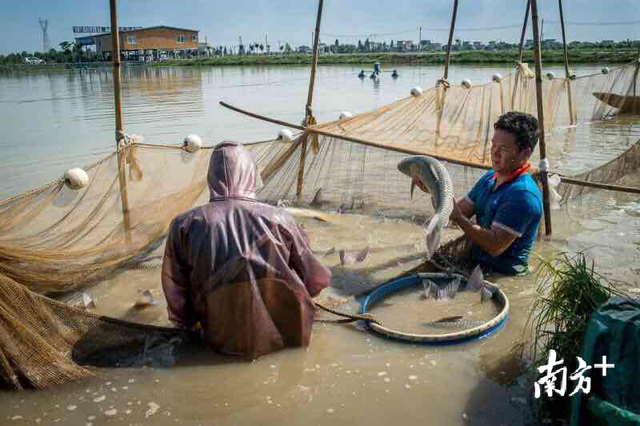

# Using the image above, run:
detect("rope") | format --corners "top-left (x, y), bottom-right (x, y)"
top-left (436, 78), bottom-right (451, 89)
top-left (314, 301), bottom-right (382, 325)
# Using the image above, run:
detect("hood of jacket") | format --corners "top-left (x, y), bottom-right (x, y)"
top-left (207, 141), bottom-right (258, 201)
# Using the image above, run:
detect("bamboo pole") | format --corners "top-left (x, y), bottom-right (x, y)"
top-left (219, 100), bottom-right (640, 195)
top-left (558, 0), bottom-right (576, 125)
top-left (512, 0), bottom-right (531, 110)
top-left (530, 0), bottom-right (553, 235)
top-left (436, 0), bottom-right (459, 143)
top-left (443, 0), bottom-right (459, 81)
top-left (305, 0), bottom-right (323, 125)
top-left (297, 0), bottom-right (324, 199)
top-left (517, 0), bottom-right (531, 63)
top-left (109, 0), bottom-right (132, 243)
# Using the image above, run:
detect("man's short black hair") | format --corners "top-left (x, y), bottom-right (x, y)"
top-left (494, 111), bottom-right (539, 152)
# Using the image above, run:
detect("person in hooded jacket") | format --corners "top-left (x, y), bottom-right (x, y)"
top-left (161, 141), bottom-right (332, 360)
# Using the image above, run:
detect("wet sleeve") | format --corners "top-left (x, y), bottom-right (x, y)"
top-left (492, 192), bottom-right (541, 237)
top-left (289, 224), bottom-right (331, 297)
top-left (161, 218), bottom-right (197, 329)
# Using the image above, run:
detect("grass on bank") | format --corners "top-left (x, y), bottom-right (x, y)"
top-left (153, 50), bottom-right (639, 67)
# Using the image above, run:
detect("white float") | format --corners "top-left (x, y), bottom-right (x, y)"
top-left (277, 129), bottom-right (293, 143)
top-left (602, 67), bottom-right (610, 75)
top-left (492, 73), bottom-right (503, 83)
top-left (546, 72), bottom-right (556, 80)
top-left (339, 111), bottom-right (353, 120)
top-left (461, 79), bottom-right (472, 89)
top-left (183, 134), bottom-right (203, 153)
top-left (410, 86), bottom-right (423, 97)
top-left (64, 168), bottom-right (89, 190)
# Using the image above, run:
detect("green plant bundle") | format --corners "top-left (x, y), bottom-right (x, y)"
top-left (528, 252), bottom-right (628, 372)
top-left (525, 252), bottom-right (629, 421)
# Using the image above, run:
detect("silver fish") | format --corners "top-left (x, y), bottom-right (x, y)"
top-left (423, 318), bottom-right (487, 329)
top-left (339, 246), bottom-right (369, 266)
top-left (466, 265), bottom-right (498, 304)
top-left (134, 290), bottom-right (163, 308)
top-left (397, 156), bottom-right (454, 259)
top-left (420, 277), bottom-right (460, 300)
top-left (82, 292), bottom-right (95, 309)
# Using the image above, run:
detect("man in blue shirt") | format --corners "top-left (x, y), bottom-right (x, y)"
top-left (449, 112), bottom-right (543, 275)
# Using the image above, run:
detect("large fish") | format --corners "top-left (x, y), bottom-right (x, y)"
top-left (397, 155), bottom-right (454, 259)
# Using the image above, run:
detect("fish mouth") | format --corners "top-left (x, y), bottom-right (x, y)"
top-left (410, 178), bottom-right (428, 199)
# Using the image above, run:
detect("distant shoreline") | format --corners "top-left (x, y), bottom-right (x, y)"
top-left (154, 50), bottom-right (639, 67)
top-left (1, 50), bottom-right (637, 73)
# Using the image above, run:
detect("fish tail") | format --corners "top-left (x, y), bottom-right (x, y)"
top-left (425, 215), bottom-right (442, 260)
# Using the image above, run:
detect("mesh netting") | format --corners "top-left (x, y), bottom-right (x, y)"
top-left (0, 273), bottom-right (187, 390)
top-left (2, 61), bottom-right (640, 390)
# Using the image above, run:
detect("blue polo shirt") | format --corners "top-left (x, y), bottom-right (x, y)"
top-left (465, 170), bottom-right (542, 275)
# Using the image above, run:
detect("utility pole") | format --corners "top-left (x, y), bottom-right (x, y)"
top-left (39, 18), bottom-right (50, 53)
top-left (265, 34), bottom-right (269, 54)
top-left (419, 26), bottom-right (422, 51)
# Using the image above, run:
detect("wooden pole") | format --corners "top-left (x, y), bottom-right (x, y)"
top-left (517, 0), bottom-right (531, 62)
top-left (558, 0), bottom-right (576, 125)
top-left (530, 0), bottom-right (553, 235)
top-left (109, 0), bottom-right (132, 242)
top-left (305, 0), bottom-right (323, 123)
top-left (512, 0), bottom-right (531, 110)
top-left (297, 0), bottom-right (324, 199)
top-left (443, 0), bottom-right (459, 81)
top-left (436, 0), bottom-right (459, 143)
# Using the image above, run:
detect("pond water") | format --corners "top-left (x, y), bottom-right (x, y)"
top-left (1, 63), bottom-right (639, 426)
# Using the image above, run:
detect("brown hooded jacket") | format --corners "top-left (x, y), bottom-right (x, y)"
top-left (162, 141), bottom-right (331, 359)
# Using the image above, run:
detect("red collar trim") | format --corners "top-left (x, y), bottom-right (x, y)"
top-left (492, 163), bottom-right (531, 184)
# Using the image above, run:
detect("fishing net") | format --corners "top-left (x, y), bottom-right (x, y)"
top-left (2, 61), bottom-right (640, 389)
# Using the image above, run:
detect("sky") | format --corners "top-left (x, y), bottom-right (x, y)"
top-left (2, 0), bottom-right (640, 54)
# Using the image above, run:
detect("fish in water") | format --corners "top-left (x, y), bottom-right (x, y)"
top-left (466, 265), bottom-right (498, 303)
top-left (285, 207), bottom-right (331, 223)
top-left (423, 317), bottom-right (487, 329)
top-left (133, 290), bottom-right (164, 309)
top-left (339, 246), bottom-right (369, 266)
top-left (310, 188), bottom-right (324, 207)
top-left (397, 155), bottom-right (454, 259)
top-left (80, 292), bottom-right (95, 309)
top-left (420, 276), bottom-right (461, 300)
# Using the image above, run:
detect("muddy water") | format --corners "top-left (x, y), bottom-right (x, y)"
top-left (3, 183), bottom-right (638, 426)
top-left (1, 64), bottom-right (640, 425)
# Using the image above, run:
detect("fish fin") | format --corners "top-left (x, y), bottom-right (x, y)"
top-left (339, 249), bottom-right (347, 265)
top-left (310, 188), bottom-right (323, 206)
top-left (548, 174), bottom-right (562, 210)
top-left (355, 246), bottom-right (369, 262)
top-left (435, 315), bottom-right (464, 323)
top-left (445, 277), bottom-right (461, 299)
top-left (425, 216), bottom-right (442, 260)
top-left (467, 265), bottom-right (484, 291)
top-left (480, 286), bottom-right (493, 303)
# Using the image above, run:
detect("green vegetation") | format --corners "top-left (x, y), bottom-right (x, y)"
top-left (152, 50), bottom-right (638, 67)
top-left (525, 252), bottom-right (628, 420)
